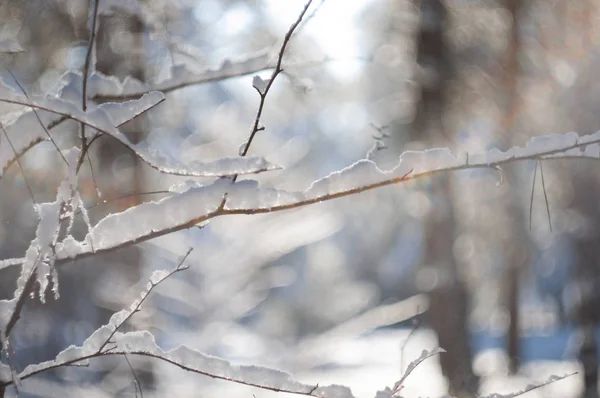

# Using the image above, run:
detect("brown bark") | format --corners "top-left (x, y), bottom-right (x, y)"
top-left (500, 0), bottom-right (525, 375)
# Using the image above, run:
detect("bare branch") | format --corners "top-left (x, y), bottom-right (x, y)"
top-left (4, 252), bottom-right (42, 339)
top-left (294, 0), bottom-right (327, 36)
top-left (6, 70), bottom-right (69, 167)
top-left (124, 355), bottom-right (143, 398)
top-left (78, 0), bottom-right (105, 172)
top-left (1, 125), bottom-right (36, 204)
top-left (82, 0), bottom-right (100, 114)
top-left (98, 251), bottom-right (191, 352)
top-left (0, 134), bottom-right (44, 178)
top-left (529, 159), bottom-right (538, 230)
top-left (539, 160), bottom-right (552, 231)
top-left (239, 0), bottom-right (314, 160)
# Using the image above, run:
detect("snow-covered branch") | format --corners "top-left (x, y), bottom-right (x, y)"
top-left (393, 348), bottom-right (444, 395)
top-left (480, 373), bottom-right (577, 398)
top-left (7, 329), bottom-right (354, 398)
top-left (0, 90), bottom-right (279, 178)
top-left (91, 49), bottom-right (274, 102)
top-left (1, 256), bottom-right (355, 398)
top-left (36, 130), bottom-right (600, 266)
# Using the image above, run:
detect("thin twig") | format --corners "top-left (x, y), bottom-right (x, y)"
top-left (0, 97), bottom-right (172, 176)
top-left (0, 136), bottom-right (44, 177)
top-left (539, 160), bottom-right (552, 232)
top-left (1, 339), bottom-right (20, 397)
top-left (4, 251), bottom-right (43, 339)
top-left (399, 308), bottom-right (420, 373)
top-left (1, 125), bottom-right (36, 204)
top-left (124, 355), bottom-right (144, 398)
top-left (98, 249), bottom-right (192, 352)
top-left (3, 348), bottom-right (322, 397)
top-left (529, 159), bottom-right (538, 230)
top-left (77, 0), bottom-right (101, 173)
top-left (218, 0), bottom-right (313, 209)
top-left (85, 150), bottom-right (100, 198)
top-left (6, 69), bottom-right (69, 167)
top-left (294, 0), bottom-right (327, 36)
top-left (82, 0), bottom-right (100, 112)
top-left (239, 0), bottom-right (313, 161)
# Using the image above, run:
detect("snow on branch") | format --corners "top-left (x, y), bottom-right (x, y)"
top-left (0, 148), bottom-right (82, 342)
top-left (3, 263), bottom-right (188, 385)
top-left (393, 347), bottom-right (445, 395)
top-left (0, 88), bottom-right (280, 177)
top-left (373, 348), bottom-right (445, 398)
top-left (61, 70), bottom-right (149, 102)
top-left (91, 49), bottom-right (273, 102)
top-left (0, 258), bottom-right (26, 273)
top-left (0, 81), bottom-right (67, 178)
top-left (55, 179), bottom-right (232, 260)
top-left (226, 131), bottom-right (600, 213)
top-left (11, 329), bottom-right (353, 398)
top-left (39, 130), bottom-right (600, 267)
top-left (98, 92), bottom-right (165, 127)
top-left (2, 255), bottom-right (355, 398)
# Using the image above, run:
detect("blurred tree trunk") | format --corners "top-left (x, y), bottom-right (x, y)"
top-left (410, 1), bottom-right (477, 395)
top-left (556, 3), bottom-right (600, 394)
top-left (499, 0), bottom-right (528, 375)
top-left (569, 168), bottom-right (600, 398)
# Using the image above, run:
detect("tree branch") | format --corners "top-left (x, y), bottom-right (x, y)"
top-left (239, 0), bottom-right (313, 160)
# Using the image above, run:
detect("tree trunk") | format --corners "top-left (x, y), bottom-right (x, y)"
top-left (410, 1), bottom-right (478, 395)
